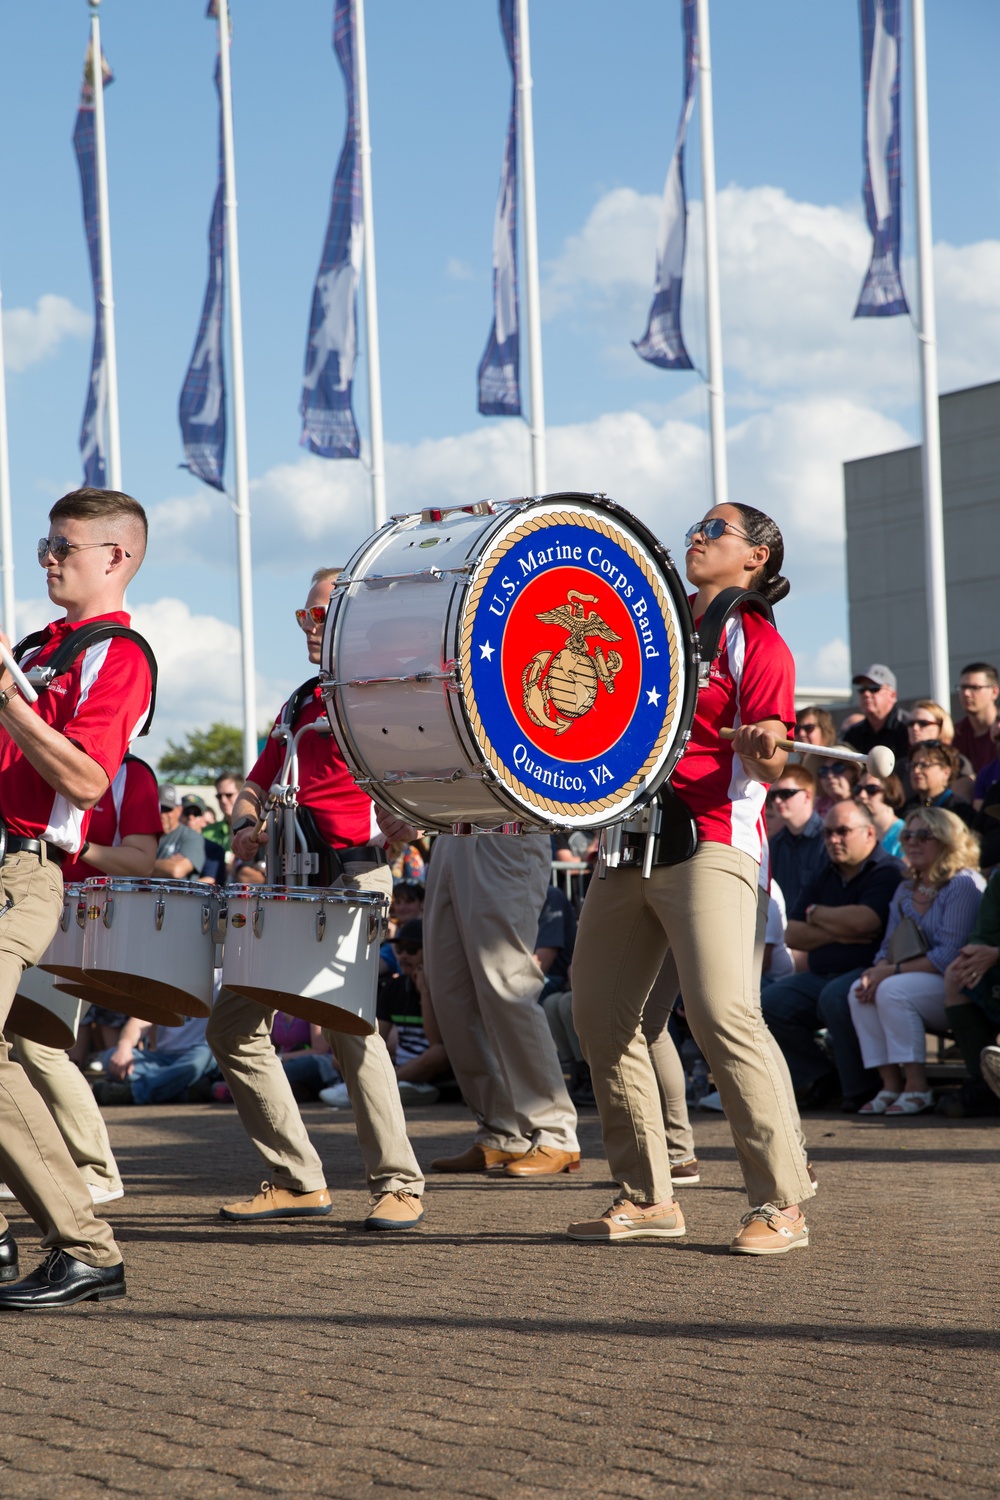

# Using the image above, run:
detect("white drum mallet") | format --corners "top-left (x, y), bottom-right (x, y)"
top-left (0, 644), bottom-right (38, 704)
top-left (720, 728), bottom-right (896, 779)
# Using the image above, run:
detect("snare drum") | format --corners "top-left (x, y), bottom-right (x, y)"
top-left (220, 885), bottom-right (387, 1035)
top-left (323, 492), bottom-right (697, 833)
top-left (36, 883), bottom-right (88, 983)
top-left (82, 879), bottom-right (218, 1021)
top-left (8, 968), bottom-right (83, 1049)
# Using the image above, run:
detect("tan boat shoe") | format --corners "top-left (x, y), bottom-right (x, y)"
top-left (219, 1181), bottom-right (332, 1221)
top-left (430, 1144), bottom-right (526, 1172)
top-left (566, 1199), bottom-right (686, 1243)
top-left (729, 1203), bottom-right (809, 1255)
top-left (504, 1145), bottom-right (581, 1176)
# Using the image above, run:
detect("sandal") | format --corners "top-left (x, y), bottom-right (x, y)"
top-left (885, 1090), bottom-right (934, 1115)
top-left (859, 1090), bottom-right (900, 1115)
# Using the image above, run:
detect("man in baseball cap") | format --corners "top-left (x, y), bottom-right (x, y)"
top-left (844, 663), bottom-right (908, 762)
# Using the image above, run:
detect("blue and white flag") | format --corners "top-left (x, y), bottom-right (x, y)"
top-left (179, 54), bottom-right (226, 491)
top-left (633, 0), bottom-right (697, 371)
top-left (477, 0), bottom-right (521, 417)
top-left (855, 0), bottom-right (908, 317)
top-left (72, 40), bottom-right (113, 487)
top-left (300, 0), bottom-right (362, 459)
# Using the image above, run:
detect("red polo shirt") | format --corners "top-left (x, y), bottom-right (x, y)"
top-left (61, 755), bottom-right (162, 882)
top-left (0, 612), bottom-right (154, 854)
top-left (249, 685), bottom-right (376, 851)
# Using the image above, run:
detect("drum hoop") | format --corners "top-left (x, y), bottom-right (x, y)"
top-left (224, 884), bottom-right (385, 907)
top-left (459, 504), bottom-right (687, 820)
top-left (86, 878), bottom-right (215, 898)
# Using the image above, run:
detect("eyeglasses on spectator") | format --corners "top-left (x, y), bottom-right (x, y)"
top-left (823, 824), bottom-right (866, 839)
top-left (900, 828), bottom-right (936, 844)
top-left (853, 783), bottom-right (884, 799)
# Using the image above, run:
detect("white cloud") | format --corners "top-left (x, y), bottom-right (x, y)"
top-left (445, 257), bottom-right (475, 281)
top-left (794, 636), bottom-right (851, 691)
top-left (3, 294), bottom-right (90, 372)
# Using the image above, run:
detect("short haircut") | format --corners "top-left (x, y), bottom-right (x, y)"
top-left (826, 798), bottom-right (874, 829)
top-left (312, 566), bottom-right (342, 586)
top-left (796, 706), bottom-right (836, 745)
top-left (215, 772), bottom-right (240, 790)
top-left (960, 662), bottom-right (999, 687)
top-left (392, 881), bottom-right (425, 904)
top-left (777, 764), bottom-right (816, 794)
top-left (50, 487), bottom-right (147, 542)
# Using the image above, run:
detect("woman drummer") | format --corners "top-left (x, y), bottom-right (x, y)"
top-left (567, 502), bottom-right (814, 1254)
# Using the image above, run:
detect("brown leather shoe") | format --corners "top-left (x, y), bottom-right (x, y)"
top-left (430, 1144), bottom-right (526, 1173)
top-left (503, 1145), bottom-right (581, 1176)
top-left (219, 1181), bottom-right (333, 1221)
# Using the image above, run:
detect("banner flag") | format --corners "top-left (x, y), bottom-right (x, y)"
top-left (179, 53), bottom-right (227, 491)
top-left (300, 0), bottom-right (362, 459)
top-left (855, 0), bottom-right (908, 317)
top-left (633, 0), bottom-right (697, 371)
top-left (477, 0), bottom-right (521, 417)
top-left (72, 40), bottom-right (113, 487)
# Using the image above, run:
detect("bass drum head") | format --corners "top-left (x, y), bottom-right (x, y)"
top-left (459, 494), bottom-right (696, 829)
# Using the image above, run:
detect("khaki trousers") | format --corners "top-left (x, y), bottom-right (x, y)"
top-left (0, 851), bottom-right (121, 1267)
top-left (572, 843), bottom-right (813, 1210)
top-left (12, 1037), bottom-right (122, 1194)
top-left (206, 864), bottom-right (423, 1197)
top-left (424, 834), bottom-right (578, 1154)
top-left (641, 893), bottom-right (807, 1163)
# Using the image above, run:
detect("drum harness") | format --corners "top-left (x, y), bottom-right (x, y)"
top-left (598, 588), bottom-right (775, 881)
top-left (0, 624), bottom-right (158, 872)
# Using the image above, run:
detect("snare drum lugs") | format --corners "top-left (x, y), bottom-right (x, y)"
top-left (322, 492), bottom-right (697, 833)
top-left (220, 884), bottom-right (386, 1034)
top-left (82, 879), bottom-right (218, 1021)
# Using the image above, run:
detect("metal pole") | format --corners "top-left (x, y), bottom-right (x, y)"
top-left (354, 0), bottom-right (386, 528)
top-left (216, 0), bottom-right (258, 774)
top-left (695, 0), bottom-right (728, 509)
top-left (0, 280), bottom-right (15, 635)
top-left (88, 0), bottom-right (121, 492)
top-left (515, 0), bottom-right (546, 495)
top-left (910, 0), bottom-right (950, 706)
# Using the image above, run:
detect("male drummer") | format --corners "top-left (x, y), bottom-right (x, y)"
top-left (208, 567), bottom-right (427, 1230)
top-left (0, 487), bottom-right (153, 1310)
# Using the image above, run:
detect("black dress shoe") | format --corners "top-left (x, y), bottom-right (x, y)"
top-left (0, 1249), bottom-right (126, 1311)
top-left (0, 1230), bottom-right (18, 1283)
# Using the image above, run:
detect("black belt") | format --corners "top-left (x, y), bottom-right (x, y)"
top-left (339, 844), bottom-right (388, 867)
top-left (5, 836), bottom-right (66, 866)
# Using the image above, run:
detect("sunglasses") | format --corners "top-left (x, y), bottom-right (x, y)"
top-left (909, 718), bottom-right (941, 730)
top-left (159, 805), bottom-right (175, 814)
top-left (766, 787), bottom-right (804, 804)
top-left (816, 765), bottom-right (848, 780)
top-left (295, 605), bottom-right (328, 632)
top-left (900, 828), bottom-right (936, 844)
top-left (684, 517), bottom-right (751, 547)
top-left (911, 743), bottom-right (947, 758)
top-left (393, 942), bottom-right (421, 956)
top-left (854, 783), bottom-right (884, 798)
top-left (795, 722), bottom-right (819, 735)
top-left (823, 825), bottom-right (866, 839)
top-left (856, 684), bottom-right (889, 697)
top-left (38, 536), bottom-right (130, 564)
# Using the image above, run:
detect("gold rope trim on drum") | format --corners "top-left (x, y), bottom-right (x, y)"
top-left (460, 508), bottom-right (681, 818)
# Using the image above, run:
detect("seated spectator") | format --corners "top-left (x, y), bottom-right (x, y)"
top-left (761, 800), bottom-right (904, 1110)
top-left (204, 773), bottom-right (240, 860)
top-left (972, 719), bottom-right (1000, 811)
top-left (904, 743), bottom-right (976, 830)
top-left (848, 809), bottom-right (985, 1115)
top-left (766, 766), bottom-right (828, 917)
top-left (92, 1016), bottom-right (215, 1106)
top-left (940, 869), bottom-right (1000, 1116)
top-left (791, 705), bottom-right (836, 774)
top-left (843, 664), bottom-right (910, 765)
top-left (814, 750), bottom-right (861, 820)
top-left (853, 771), bottom-right (906, 858)
top-left (764, 880), bottom-right (796, 981)
top-left (378, 920), bottom-right (449, 1104)
top-left (904, 699), bottom-right (973, 799)
top-left (232, 860), bottom-right (266, 884)
top-left (535, 883), bottom-right (577, 1003)
top-left (391, 882), bottom-right (425, 929)
top-left (69, 1003), bottom-right (128, 1070)
top-left (953, 663), bottom-right (999, 777)
top-left (182, 795), bottom-right (227, 884)
top-left (154, 783), bottom-right (206, 880)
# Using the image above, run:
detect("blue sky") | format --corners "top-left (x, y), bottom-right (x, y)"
top-left (2, 2), bottom-right (998, 761)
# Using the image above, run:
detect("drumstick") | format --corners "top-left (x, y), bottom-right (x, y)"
top-left (0, 644), bottom-right (38, 704)
top-left (719, 728), bottom-right (895, 778)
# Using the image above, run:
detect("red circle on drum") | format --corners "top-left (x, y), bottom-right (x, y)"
top-left (500, 566), bottom-right (642, 762)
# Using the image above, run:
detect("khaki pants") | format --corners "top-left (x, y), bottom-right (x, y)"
top-left (0, 851), bottom-right (121, 1267)
top-left (206, 864), bottom-right (423, 1197)
top-left (424, 834), bottom-right (578, 1154)
top-left (572, 843), bottom-right (813, 1210)
top-left (12, 1037), bottom-right (122, 1194)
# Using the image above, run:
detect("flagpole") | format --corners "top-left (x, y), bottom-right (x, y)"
top-left (695, 0), bottom-right (727, 510)
top-left (353, 0), bottom-right (386, 528)
top-left (910, 0), bottom-right (949, 706)
top-left (216, 0), bottom-right (258, 774)
top-left (88, 0), bottom-right (121, 493)
top-left (0, 281), bottom-right (14, 634)
top-left (515, 0), bottom-right (546, 495)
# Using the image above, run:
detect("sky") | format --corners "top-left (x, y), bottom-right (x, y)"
top-left (1, 1), bottom-right (998, 766)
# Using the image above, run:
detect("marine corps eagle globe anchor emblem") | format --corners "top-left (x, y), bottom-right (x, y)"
top-left (521, 590), bottom-right (624, 736)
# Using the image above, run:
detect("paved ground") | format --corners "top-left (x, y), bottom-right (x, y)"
top-left (0, 1100), bottom-right (997, 1499)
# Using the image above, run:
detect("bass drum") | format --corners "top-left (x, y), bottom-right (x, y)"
top-left (323, 492), bottom-right (697, 833)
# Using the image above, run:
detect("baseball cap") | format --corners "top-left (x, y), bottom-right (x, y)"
top-left (392, 919), bottom-right (423, 947)
top-left (158, 783), bottom-right (180, 810)
top-left (181, 794), bottom-right (208, 814)
top-left (852, 663), bottom-right (897, 691)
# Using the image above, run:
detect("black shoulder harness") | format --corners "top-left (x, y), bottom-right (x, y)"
top-left (282, 676), bottom-right (320, 730)
top-left (14, 623), bottom-right (158, 735)
top-left (696, 588), bottom-right (775, 689)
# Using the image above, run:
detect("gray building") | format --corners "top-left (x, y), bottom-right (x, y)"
top-left (844, 379), bottom-right (1000, 703)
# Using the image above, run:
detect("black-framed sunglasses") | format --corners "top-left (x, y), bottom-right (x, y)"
top-left (900, 827), bottom-right (936, 844)
top-left (795, 722), bottom-right (819, 735)
top-left (823, 824), bottom-right (865, 839)
top-left (766, 787), bottom-right (804, 805)
top-left (684, 517), bottom-right (751, 548)
top-left (911, 741), bottom-right (946, 755)
top-left (816, 765), bottom-right (847, 780)
top-left (393, 942), bottom-right (421, 956)
top-left (38, 536), bottom-right (130, 565)
top-left (853, 783), bottom-right (884, 799)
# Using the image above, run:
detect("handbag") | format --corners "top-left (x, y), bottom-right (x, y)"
top-left (887, 915), bottom-right (929, 965)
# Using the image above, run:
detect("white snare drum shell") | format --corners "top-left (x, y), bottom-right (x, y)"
top-left (83, 879), bottom-right (217, 1021)
top-left (10, 967), bottom-right (83, 1049)
top-left (220, 886), bottom-right (383, 1035)
top-left (37, 883), bottom-right (88, 983)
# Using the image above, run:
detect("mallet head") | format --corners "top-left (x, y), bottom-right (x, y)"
top-left (866, 745), bottom-right (896, 779)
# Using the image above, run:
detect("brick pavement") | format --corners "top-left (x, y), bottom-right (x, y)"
top-left (0, 1101), bottom-right (997, 1499)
